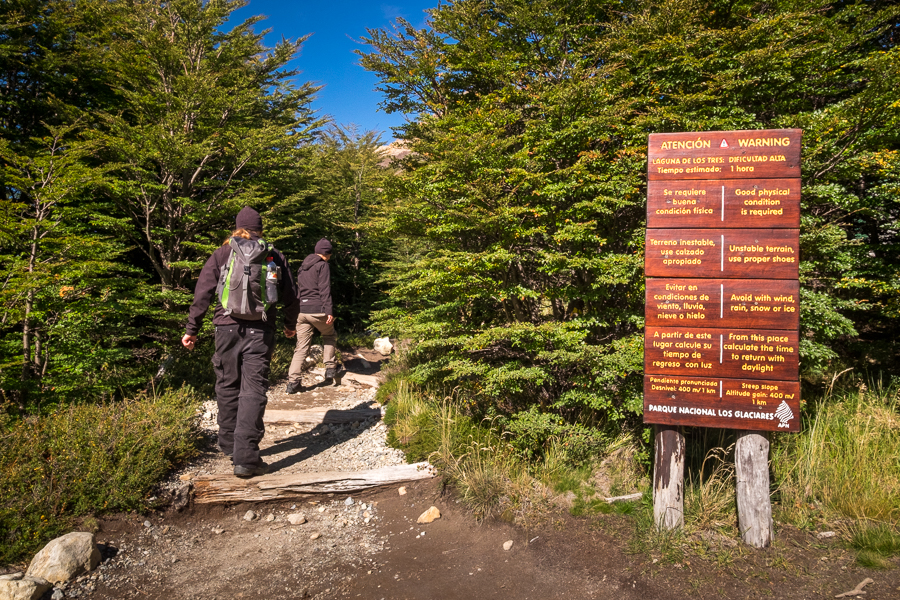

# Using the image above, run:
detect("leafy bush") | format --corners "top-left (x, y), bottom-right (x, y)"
top-left (505, 406), bottom-right (606, 467)
top-left (0, 387), bottom-right (201, 564)
top-left (383, 380), bottom-right (551, 518)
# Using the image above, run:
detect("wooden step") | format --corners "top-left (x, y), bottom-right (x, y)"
top-left (308, 367), bottom-right (381, 388)
top-left (193, 462), bottom-right (434, 503)
top-left (263, 408), bottom-right (382, 425)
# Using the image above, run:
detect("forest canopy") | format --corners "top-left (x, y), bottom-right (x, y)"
top-left (359, 0), bottom-right (900, 442)
top-left (0, 0), bottom-right (394, 409)
top-left (0, 0), bottom-right (898, 445)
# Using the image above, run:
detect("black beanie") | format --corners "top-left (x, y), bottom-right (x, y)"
top-left (315, 238), bottom-right (333, 255)
top-left (235, 206), bottom-right (263, 231)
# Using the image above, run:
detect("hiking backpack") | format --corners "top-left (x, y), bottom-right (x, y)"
top-left (216, 237), bottom-right (280, 320)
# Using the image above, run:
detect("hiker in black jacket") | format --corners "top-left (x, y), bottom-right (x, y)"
top-left (182, 207), bottom-right (299, 478)
top-left (286, 239), bottom-right (338, 393)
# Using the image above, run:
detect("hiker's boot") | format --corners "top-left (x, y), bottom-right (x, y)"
top-left (234, 462), bottom-right (269, 478)
top-left (324, 366), bottom-right (343, 386)
top-left (285, 380), bottom-right (304, 395)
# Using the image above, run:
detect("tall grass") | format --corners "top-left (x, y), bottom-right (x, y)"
top-left (0, 387), bottom-right (201, 564)
top-left (771, 382), bottom-right (900, 527)
top-left (383, 381), bottom-right (553, 520)
top-left (684, 444), bottom-right (737, 533)
top-left (383, 375), bottom-right (900, 566)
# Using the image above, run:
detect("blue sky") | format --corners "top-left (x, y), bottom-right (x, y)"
top-left (231, 0), bottom-right (437, 141)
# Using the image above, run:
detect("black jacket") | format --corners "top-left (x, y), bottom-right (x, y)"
top-left (185, 236), bottom-right (299, 335)
top-left (296, 254), bottom-right (333, 315)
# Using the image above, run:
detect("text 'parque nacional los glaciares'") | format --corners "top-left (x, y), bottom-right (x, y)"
top-left (643, 129), bottom-right (802, 432)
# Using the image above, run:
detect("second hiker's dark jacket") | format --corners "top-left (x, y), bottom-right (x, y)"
top-left (296, 254), bottom-right (333, 316)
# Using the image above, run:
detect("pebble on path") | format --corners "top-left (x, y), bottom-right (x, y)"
top-left (417, 507), bottom-right (441, 524)
top-left (503, 540), bottom-right (514, 551)
top-left (243, 510), bottom-right (257, 522)
top-left (398, 486), bottom-right (407, 496)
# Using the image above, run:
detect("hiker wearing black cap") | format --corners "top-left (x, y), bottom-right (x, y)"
top-left (182, 207), bottom-right (299, 478)
top-left (286, 238), bottom-right (339, 393)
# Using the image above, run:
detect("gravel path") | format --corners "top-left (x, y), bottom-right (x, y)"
top-left (68, 353), bottom-right (417, 600)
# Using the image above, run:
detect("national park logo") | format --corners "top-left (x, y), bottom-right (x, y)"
top-left (774, 400), bottom-right (794, 428)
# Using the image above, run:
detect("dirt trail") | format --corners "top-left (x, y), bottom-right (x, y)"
top-left (54, 350), bottom-right (900, 600)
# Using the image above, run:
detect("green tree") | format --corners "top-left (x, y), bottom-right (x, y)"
top-left (0, 0), bottom-right (325, 409)
top-left (0, 1), bottom-right (144, 409)
top-left (360, 0), bottom-right (900, 448)
top-left (269, 124), bottom-right (395, 330)
top-left (91, 0), bottom-right (321, 296)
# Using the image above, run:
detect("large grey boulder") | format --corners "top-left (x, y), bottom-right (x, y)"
top-left (0, 574), bottom-right (51, 600)
top-left (25, 532), bottom-right (100, 585)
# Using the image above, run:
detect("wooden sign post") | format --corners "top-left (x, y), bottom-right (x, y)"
top-left (644, 129), bottom-right (802, 547)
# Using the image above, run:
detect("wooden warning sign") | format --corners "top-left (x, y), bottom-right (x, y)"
top-left (645, 279), bottom-right (799, 329)
top-left (644, 128), bottom-right (802, 542)
top-left (648, 129), bottom-right (801, 181)
top-left (643, 128), bottom-right (801, 431)
top-left (645, 228), bottom-right (799, 279)
top-left (643, 375), bottom-right (800, 432)
top-left (646, 179), bottom-right (800, 229)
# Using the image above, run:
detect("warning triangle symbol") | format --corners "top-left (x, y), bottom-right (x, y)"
top-left (720, 139), bottom-right (729, 149)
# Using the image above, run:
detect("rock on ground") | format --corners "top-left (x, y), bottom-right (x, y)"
top-left (26, 532), bottom-right (100, 585)
top-left (373, 337), bottom-right (393, 356)
top-left (417, 507), bottom-right (441, 524)
top-left (0, 575), bottom-right (51, 600)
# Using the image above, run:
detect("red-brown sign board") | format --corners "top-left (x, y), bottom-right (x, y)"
top-left (646, 179), bottom-right (800, 229)
top-left (648, 129), bottom-right (802, 181)
top-left (645, 279), bottom-right (799, 330)
top-left (645, 229), bottom-right (799, 279)
top-left (644, 326), bottom-right (799, 381)
top-left (643, 375), bottom-right (800, 432)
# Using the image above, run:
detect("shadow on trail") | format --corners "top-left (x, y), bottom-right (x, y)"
top-left (261, 401), bottom-right (381, 473)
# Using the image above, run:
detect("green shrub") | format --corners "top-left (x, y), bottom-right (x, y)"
top-left (0, 387), bottom-right (201, 563)
top-left (383, 378), bottom-right (614, 521)
top-left (505, 406), bottom-right (607, 466)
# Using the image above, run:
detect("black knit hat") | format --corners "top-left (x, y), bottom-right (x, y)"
top-left (315, 238), bottom-right (333, 255)
top-left (235, 206), bottom-right (263, 231)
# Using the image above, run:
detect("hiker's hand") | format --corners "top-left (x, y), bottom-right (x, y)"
top-left (326, 315), bottom-right (334, 325)
top-left (181, 334), bottom-right (196, 350)
top-left (284, 327), bottom-right (296, 338)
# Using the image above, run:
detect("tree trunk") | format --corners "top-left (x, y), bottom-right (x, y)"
top-left (735, 430), bottom-right (773, 548)
top-left (653, 424), bottom-right (685, 530)
top-left (33, 331), bottom-right (42, 372)
top-left (22, 288), bottom-right (34, 382)
top-left (22, 227), bottom-right (39, 398)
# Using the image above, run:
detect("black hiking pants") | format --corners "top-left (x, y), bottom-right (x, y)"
top-left (212, 325), bottom-right (274, 468)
